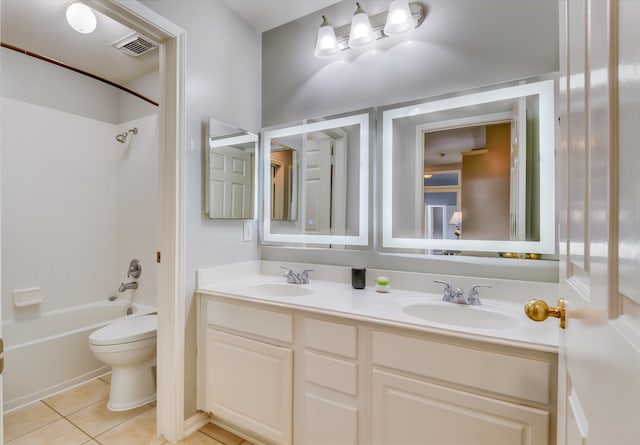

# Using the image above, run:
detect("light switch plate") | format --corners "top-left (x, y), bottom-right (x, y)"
top-left (243, 220), bottom-right (253, 242)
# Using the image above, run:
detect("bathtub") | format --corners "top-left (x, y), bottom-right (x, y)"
top-left (2, 300), bottom-right (156, 412)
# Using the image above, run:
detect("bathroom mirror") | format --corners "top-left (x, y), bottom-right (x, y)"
top-left (206, 118), bottom-right (258, 219)
top-left (380, 80), bottom-right (555, 254)
top-left (262, 110), bottom-right (371, 246)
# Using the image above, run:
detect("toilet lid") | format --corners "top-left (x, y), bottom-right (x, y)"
top-left (89, 314), bottom-right (157, 346)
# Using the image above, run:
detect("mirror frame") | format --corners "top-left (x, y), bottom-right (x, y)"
top-left (262, 111), bottom-right (370, 245)
top-left (206, 120), bottom-right (259, 220)
top-left (380, 79), bottom-right (555, 254)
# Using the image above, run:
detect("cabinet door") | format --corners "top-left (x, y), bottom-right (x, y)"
top-left (206, 329), bottom-right (292, 445)
top-left (372, 369), bottom-right (548, 445)
top-left (303, 392), bottom-right (358, 445)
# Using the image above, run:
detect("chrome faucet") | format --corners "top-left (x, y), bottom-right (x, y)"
top-left (434, 280), bottom-right (491, 305)
top-left (434, 280), bottom-right (454, 302)
top-left (467, 284), bottom-right (491, 305)
top-left (119, 281), bottom-right (138, 292)
top-left (281, 266), bottom-right (314, 284)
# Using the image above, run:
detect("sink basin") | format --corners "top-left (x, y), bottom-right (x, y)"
top-left (400, 301), bottom-right (520, 330)
top-left (238, 282), bottom-right (313, 298)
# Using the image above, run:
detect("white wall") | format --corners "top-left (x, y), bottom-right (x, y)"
top-left (1, 50), bottom-right (159, 320)
top-left (138, 0), bottom-right (262, 418)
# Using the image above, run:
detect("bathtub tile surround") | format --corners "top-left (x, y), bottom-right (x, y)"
top-left (3, 377), bottom-right (254, 445)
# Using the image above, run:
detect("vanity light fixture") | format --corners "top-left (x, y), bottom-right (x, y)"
top-left (66, 2), bottom-right (97, 34)
top-left (314, 1), bottom-right (425, 58)
top-left (314, 16), bottom-right (340, 58)
top-left (348, 2), bottom-right (376, 48)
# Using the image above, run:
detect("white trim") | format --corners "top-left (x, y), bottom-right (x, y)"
top-left (85, 1), bottom-right (187, 442)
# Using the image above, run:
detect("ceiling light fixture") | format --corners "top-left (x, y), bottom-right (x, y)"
top-left (314, 1), bottom-right (425, 58)
top-left (66, 2), bottom-right (97, 34)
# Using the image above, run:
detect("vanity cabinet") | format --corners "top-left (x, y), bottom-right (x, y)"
top-left (296, 316), bottom-right (361, 445)
top-left (199, 298), bottom-right (293, 445)
top-left (370, 330), bottom-right (553, 445)
top-left (197, 293), bottom-right (556, 445)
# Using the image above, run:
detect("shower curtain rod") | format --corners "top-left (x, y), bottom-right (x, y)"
top-left (1, 42), bottom-right (159, 107)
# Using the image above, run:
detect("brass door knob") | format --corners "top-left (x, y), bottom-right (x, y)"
top-left (524, 298), bottom-right (566, 329)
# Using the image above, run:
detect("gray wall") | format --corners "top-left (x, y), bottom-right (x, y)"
top-left (263, 0), bottom-right (559, 127)
top-left (261, 0), bottom-right (559, 281)
top-left (139, 0), bottom-right (262, 419)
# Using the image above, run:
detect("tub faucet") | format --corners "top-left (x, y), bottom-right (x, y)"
top-left (119, 281), bottom-right (138, 292)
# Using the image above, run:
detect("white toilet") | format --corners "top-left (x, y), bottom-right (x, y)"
top-left (89, 314), bottom-right (157, 411)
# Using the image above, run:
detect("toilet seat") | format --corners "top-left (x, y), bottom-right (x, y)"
top-left (90, 314), bottom-right (157, 346)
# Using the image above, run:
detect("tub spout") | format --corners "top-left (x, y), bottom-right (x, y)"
top-left (119, 281), bottom-right (138, 292)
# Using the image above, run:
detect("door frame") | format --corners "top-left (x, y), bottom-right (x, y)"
top-left (84, 1), bottom-right (186, 442)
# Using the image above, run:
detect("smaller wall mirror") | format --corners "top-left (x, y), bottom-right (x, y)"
top-left (262, 111), bottom-right (371, 246)
top-left (206, 118), bottom-right (258, 219)
top-left (380, 80), bottom-right (555, 254)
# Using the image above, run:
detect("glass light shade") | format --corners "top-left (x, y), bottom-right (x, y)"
top-left (66, 3), bottom-right (97, 34)
top-left (348, 4), bottom-right (375, 48)
top-left (384, 0), bottom-right (414, 35)
top-left (314, 16), bottom-right (339, 58)
top-left (449, 211), bottom-right (462, 225)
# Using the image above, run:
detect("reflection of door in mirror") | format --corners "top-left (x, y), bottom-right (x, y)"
top-left (271, 147), bottom-right (297, 221)
top-left (303, 132), bottom-right (347, 236)
top-left (209, 145), bottom-right (253, 218)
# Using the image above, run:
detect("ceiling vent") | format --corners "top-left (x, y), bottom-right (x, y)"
top-left (112, 33), bottom-right (158, 57)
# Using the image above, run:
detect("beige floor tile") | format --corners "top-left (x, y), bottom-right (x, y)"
top-left (95, 407), bottom-right (164, 445)
top-left (199, 423), bottom-right (244, 445)
top-left (44, 379), bottom-right (110, 416)
top-left (67, 398), bottom-right (152, 437)
top-left (175, 430), bottom-right (225, 445)
top-left (4, 401), bottom-right (62, 442)
top-left (6, 418), bottom-right (90, 445)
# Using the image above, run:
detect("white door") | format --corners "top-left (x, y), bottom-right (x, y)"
top-left (550, 2), bottom-right (640, 444)
top-left (304, 138), bottom-right (332, 234)
top-left (209, 145), bottom-right (253, 219)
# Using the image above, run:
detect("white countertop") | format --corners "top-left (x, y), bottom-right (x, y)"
top-left (197, 262), bottom-right (559, 353)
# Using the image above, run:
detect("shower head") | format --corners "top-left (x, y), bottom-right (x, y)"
top-left (115, 127), bottom-right (138, 143)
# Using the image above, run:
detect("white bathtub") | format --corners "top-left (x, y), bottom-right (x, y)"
top-left (2, 300), bottom-right (156, 412)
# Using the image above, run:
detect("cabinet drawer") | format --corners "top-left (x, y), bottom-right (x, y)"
top-left (371, 330), bottom-right (551, 404)
top-left (207, 298), bottom-right (292, 343)
top-left (372, 369), bottom-right (549, 445)
top-left (304, 351), bottom-right (358, 395)
top-left (304, 318), bottom-right (357, 357)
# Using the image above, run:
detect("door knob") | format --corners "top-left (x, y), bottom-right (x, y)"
top-left (524, 298), bottom-right (566, 329)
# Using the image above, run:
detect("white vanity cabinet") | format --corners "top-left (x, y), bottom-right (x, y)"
top-left (198, 297), bottom-right (293, 445)
top-left (370, 330), bottom-right (555, 445)
top-left (197, 292), bottom-right (557, 445)
top-left (295, 316), bottom-right (361, 445)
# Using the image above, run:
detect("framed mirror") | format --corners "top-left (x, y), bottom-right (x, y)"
top-left (380, 80), bottom-right (555, 254)
top-left (206, 118), bottom-right (258, 219)
top-left (262, 111), bottom-right (371, 246)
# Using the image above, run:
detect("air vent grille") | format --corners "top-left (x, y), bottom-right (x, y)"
top-left (112, 33), bottom-right (158, 57)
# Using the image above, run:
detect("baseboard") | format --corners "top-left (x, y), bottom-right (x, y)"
top-left (184, 412), bottom-right (211, 437)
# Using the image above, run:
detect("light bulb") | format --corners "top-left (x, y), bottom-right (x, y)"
top-left (314, 16), bottom-right (339, 58)
top-left (384, 0), bottom-right (414, 35)
top-left (348, 3), bottom-right (375, 48)
top-left (66, 3), bottom-right (97, 34)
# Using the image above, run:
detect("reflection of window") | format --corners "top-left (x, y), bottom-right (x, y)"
top-left (424, 170), bottom-right (461, 243)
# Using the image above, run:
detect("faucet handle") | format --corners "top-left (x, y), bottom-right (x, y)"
top-left (467, 284), bottom-right (491, 305)
top-left (300, 269), bottom-right (314, 284)
top-left (434, 280), bottom-right (454, 302)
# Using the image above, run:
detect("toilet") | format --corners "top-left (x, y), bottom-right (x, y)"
top-left (89, 314), bottom-right (157, 411)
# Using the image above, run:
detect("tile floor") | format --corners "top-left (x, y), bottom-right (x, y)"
top-left (3, 375), bottom-right (254, 445)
